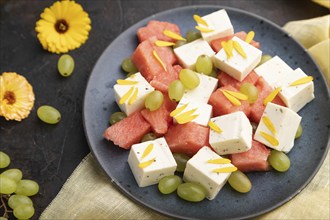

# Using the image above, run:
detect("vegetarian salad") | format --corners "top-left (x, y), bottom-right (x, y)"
top-left (103, 9), bottom-right (314, 202)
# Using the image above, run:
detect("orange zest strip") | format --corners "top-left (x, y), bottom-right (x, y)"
top-left (289, 76), bottom-right (313, 86)
top-left (152, 50), bottom-right (167, 72)
top-left (193, 14), bottom-right (208, 26)
top-left (141, 143), bottom-right (154, 159)
top-left (163, 29), bottom-right (186, 41)
top-left (128, 87), bottom-right (138, 105)
top-left (212, 166), bottom-right (237, 173)
top-left (119, 87), bottom-right (134, 104)
top-left (260, 131), bottom-right (279, 146)
top-left (221, 89), bottom-right (241, 106)
top-left (233, 41), bottom-right (247, 58)
top-left (262, 116), bottom-right (277, 135)
top-left (245, 31), bottom-right (255, 44)
top-left (207, 158), bottom-right (231, 164)
top-left (263, 87), bottom-right (282, 106)
top-left (155, 40), bottom-right (175, 47)
top-left (138, 158), bottom-right (155, 168)
top-left (208, 121), bottom-right (222, 133)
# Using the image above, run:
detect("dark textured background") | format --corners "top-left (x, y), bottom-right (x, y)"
top-left (0, 0), bottom-right (329, 219)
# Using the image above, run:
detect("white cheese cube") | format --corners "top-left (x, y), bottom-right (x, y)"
top-left (183, 146), bottom-right (235, 200)
top-left (173, 97), bottom-right (212, 126)
top-left (254, 56), bottom-right (293, 88)
top-left (254, 103), bottom-right (302, 153)
top-left (182, 73), bottom-right (218, 103)
top-left (198, 9), bottom-right (234, 43)
top-left (276, 68), bottom-right (315, 112)
top-left (127, 137), bottom-right (177, 187)
top-left (173, 39), bottom-right (215, 70)
top-left (209, 111), bottom-right (252, 155)
top-left (114, 72), bottom-right (154, 116)
top-left (213, 36), bottom-right (262, 81)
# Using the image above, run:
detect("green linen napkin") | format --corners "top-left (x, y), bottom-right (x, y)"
top-left (40, 15), bottom-right (330, 220)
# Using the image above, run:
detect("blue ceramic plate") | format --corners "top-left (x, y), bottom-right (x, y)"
top-left (83, 5), bottom-right (330, 219)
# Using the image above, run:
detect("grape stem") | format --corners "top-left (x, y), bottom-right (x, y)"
top-left (0, 194), bottom-right (11, 218)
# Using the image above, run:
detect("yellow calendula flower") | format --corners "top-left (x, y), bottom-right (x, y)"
top-left (0, 72), bottom-right (35, 121)
top-left (35, 0), bottom-right (91, 54)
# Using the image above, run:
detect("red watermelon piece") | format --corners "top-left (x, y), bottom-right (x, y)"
top-left (137, 20), bottom-right (181, 43)
top-left (230, 140), bottom-right (271, 172)
top-left (141, 93), bottom-right (177, 136)
top-left (250, 77), bottom-right (286, 123)
top-left (131, 37), bottom-right (177, 82)
top-left (150, 64), bottom-right (182, 93)
top-left (218, 70), bottom-right (259, 89)
top-left (210, 31), bottom-right (260, 53)
top-left (165, 122), bottom-right (210, 157)
top-left (103, 111), bottom-right (151, 149)
top-left (208, 85), bottom-right (251, 117)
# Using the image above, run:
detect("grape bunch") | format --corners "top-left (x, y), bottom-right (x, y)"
top-left (0, 151), bottom-right (39, 219)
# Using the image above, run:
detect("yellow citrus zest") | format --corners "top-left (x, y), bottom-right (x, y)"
top-left (221, 89), bottom-right (241, 106)
top-left (193, 14), bottom-right (208, 26)
top-left (116, 79), bottom-right (138, 85)
top-left (245, 31), bottom-right (255, 44)
top-left (260, 131), bottom-right (279, 146)
top-left (141, 143), bottom-right (154, 159)
top-left (223, 90), bottom-right (248, 100)
top-left (138, 158), bottom-right (155, 168)
top-left (128, 87), bottom-right (138, 105)
top-left (221, 41), bottom-right (233, 59)
top-left (155, 40), bottom-right (176, 47)
top-left (208, 121), bottom-right (222, 133)
top-left (195, 26), bottom-right (214, 33)
top-left (119, 87), bottom-right (134, 104)
top-left (212, 166), bottom-right (237, 173)
top-left (207, 158), bottom-right (231, 164)
top-left (176, 114), bottom-right (199, 124)
top-left (289, 76), bottom-right (313, 86)
top-left (152, 50), bottom-right (167, 72)
top-left (170, 103), bottom-right (188, 117)
top-left (233, 41), bottom-right (247, 58)
top-left (163, 29), bottom-right (186, 41)
top-left (262, 116), bottom-right (277, 135)
top-left (263, 87), bottom-right (282, 106)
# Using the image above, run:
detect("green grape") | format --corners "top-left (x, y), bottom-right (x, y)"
top-left (121, 57), bottom-right (138, 73)
top-left (13, 205), bottom-right (35, 219)
top-left (58, 54), bottom-right (74, 77)
top-left (173, 40), bottom-right (186, 48)
top-left (179, 69), bottom-right (200, 89)
top-left (8, 195), bottom-right (33, 210)
top-left (109, 112), bottom-right (126, 125)
top-left (0, 151), bottom-right (10, 168)
top-left (177, 182), bottom-right (206, 202)
top-left (195, 55), bottom-right (213, 75)
top-left (37, 105), bottom-right (61, 124)
top-left (186, 30), bottom-right (201, 42)
top-left (158, 175), bottom-right (182, 194)
top-left (168, 80), bottom-right (185, 102)
top-left (1, 169), bottom-right (23, 182)
top-left (268, 150), bottom-right (290, 172)
top-left (239, 82), bottom-right (259, 103)
top-left (15, 179), bottom-right (39, 196)
top-left (295, 123), bottom-right (303, 139)
top-left (0, 217), bottom-right (8, 220)
top-left (173, 153), bottom-right (190, 172)
top-left (0, 175), bottom-right (17, 194)
top-left (227, 170), bottom-right (252, 193)
top-left (141, 133), bottom-right (157, 142)
top-left (258, 54), bottom-right (272, 66)
top-left (144, 90), bottom-right (164, 111)
top-left (208, 69), bottom-right (218, 78)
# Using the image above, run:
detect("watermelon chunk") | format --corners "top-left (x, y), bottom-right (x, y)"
top-left (103, 111), bottom-right (151, 149)
top-left (210, 31), bottom-right (260, 53)
top-left (250, 77), bottom-right (286, 123)
top-left (131, 37), bottom-right (177, 82)
top-left (230, 140), bottom-right (271, 172)
top-left (208, 85), bottom-right (251, 117)
top-left (150, 64), bottom-right (182, 93)
top-left (164, 122), bottom-right (210, 157)
top-left (141, 93), bottom-right (177, 136)
top-left (218, 70), bottom-right (259, 90)
top-left (137, 20), bottom-right (181, 43)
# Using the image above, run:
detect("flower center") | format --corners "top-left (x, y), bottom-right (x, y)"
top-left (55, 19), bottom-right (69, 34)
top-left (3, 91), bottom-right (16, 105)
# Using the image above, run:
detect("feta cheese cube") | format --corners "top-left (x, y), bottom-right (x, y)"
top-left (173, 97), bottom-right (212, 126)
top-left (182, 73), bottom-right (218, 103)
top-left (127, 137), bottom-right (177, 187)
top-left (254, 103), bottom-right (302, 153)
top-left (198, 9), bottom-right (234, 43)
top-left (213, 36), bottom-right (262, 81)
top-left (254, 56), bottom-right (293, 88)
top-left (209, 111), bottom-right (252, 155)
top-left (276, 68), bottom-right (315, 112)
top-left (183, 146), bottom-right (235, 200)
top-left (173, 39), bottom-right (215, 69)
top-left (114, 72), bottom-right (154, 116)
